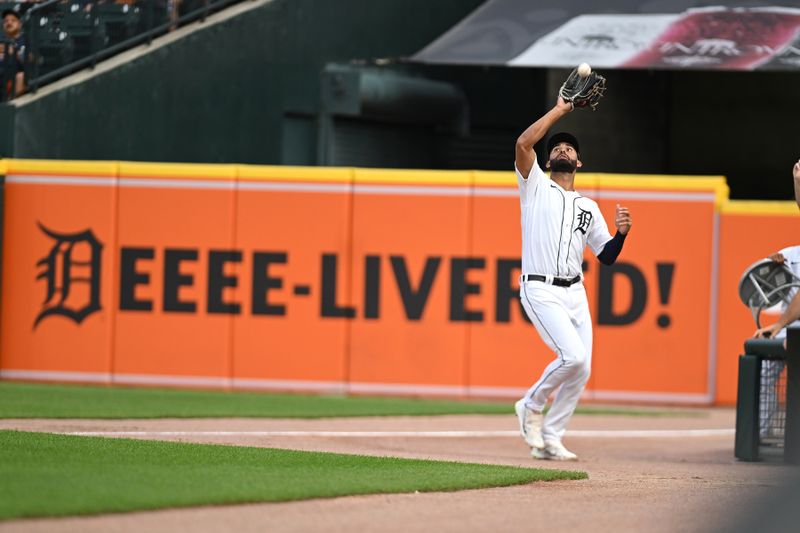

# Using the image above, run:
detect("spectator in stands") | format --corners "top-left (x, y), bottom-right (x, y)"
top-left (0, 40), bottom-right (24, 99)
top-left (2, 8), bottom-right (26, 62)
top-left (0, 9), bottom-right (25, 99)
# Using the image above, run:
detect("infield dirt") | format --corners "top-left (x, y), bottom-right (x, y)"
top-left (0, 408), bottom-right (793, 533)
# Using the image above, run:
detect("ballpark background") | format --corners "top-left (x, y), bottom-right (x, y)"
top-left (1, 0), bottom-right (799, 531)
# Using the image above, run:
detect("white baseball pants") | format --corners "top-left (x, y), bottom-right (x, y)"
top-left (519, 280), bottom-right (592, 443)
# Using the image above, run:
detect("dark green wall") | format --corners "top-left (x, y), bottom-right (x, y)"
top-left (543, 68), bottom-right (800, 200)
top-left (668, 70), bottom-right (799, 200)
top-left (3, 0), bottom-right (797, 199)
top-left (4, 0), bottom-right (483, 164)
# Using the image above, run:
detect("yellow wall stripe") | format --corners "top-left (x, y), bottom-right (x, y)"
top-left (721, 200), bottom-right (800, 216)
top-left (2, 159), bottom-right (794, 214)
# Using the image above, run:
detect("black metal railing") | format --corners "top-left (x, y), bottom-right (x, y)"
top-left (1, 0), bottom-right (240, 99)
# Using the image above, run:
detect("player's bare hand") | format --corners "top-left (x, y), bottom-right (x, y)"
top-left (794, 160), bottom-right (800, 209)
top-left (769, 253), bottom-right (786, 264)
top-left (615, 204), bottom-right (631, 235)
top-left (754, 324), bottom-right (780, 339)
top-left (557, 96), bottom-right (573, 113)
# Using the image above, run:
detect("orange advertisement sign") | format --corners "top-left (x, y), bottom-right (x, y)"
top-left (715, 202), bottom-right (800, 405)
top-left (3, 158), bottom-right (791, 405)
top-left (0, 161), bottom-right (118, 381)
top-left (467, 173), bottom-right (726, 403)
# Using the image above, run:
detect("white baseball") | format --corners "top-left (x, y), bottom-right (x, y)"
top-left (577, 63), bottom-right (591, 77)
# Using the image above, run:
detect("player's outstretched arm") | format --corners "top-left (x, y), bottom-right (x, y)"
top-left (793, 160), bottom-right (800, 209)
top-left (754, 290), bottom-right (800, 339)
top-left (515, 97), bottom-right (572, 178)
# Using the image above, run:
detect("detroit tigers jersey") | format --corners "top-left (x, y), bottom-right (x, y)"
top-left (516, 162), bottom-right (612, 278)
top-left (778, 245), bottom-right (800, 331)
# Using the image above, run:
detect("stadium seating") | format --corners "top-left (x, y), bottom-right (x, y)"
top-left (95, 3), bottom-right (141, 46)
top-left (3, 0), bottom-right (235, 97)
top-left (30, 20), bottom-right (74, 77)
top-left (58, 4), bottom-right (109, 60)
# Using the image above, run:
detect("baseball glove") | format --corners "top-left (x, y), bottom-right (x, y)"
top-left (558, 68), bottom-right (607, 111)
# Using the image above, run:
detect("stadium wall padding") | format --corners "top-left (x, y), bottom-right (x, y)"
top-left (715, 202), bottom-right (800, 404)
top-left (1, 159), bottom-right (798, 405)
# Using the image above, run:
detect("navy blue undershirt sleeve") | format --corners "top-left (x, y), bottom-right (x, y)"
top-left (597, 231), bottom-right (627, 265)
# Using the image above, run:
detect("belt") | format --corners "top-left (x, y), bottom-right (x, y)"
top-left (522, 274), bottom-right (582, 287)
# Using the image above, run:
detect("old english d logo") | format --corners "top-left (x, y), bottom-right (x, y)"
top-left (34, 222), bottom-right (103, 328)
top-left (574, 207), bottom-right (592, 235)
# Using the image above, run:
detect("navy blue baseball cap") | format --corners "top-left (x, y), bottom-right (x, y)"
top-left (547, 132), bottom-right (580, 155)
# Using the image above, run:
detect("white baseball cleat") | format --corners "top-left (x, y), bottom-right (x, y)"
top-left (514, 399), bottom-right (544, 449)
top-left (530, 446), bottom-right (548, 460)
top-left (541, 440), bottom-right (578, 461)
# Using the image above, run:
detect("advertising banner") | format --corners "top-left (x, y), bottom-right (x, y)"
top-left (414, 0), bottom-right (800, 71)
top-left (2, 159), bottom-right (797, 404)
top-left (715, 202), bottom-right (800, 404)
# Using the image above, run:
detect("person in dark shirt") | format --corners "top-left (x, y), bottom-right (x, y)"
top-left (2, 9), bottom-right (25, 60)
top-left (1, 8), bottom-right (25, 98)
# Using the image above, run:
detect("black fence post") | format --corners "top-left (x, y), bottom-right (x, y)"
top-left (147, 0), bottom-right (155, 44)
top-left (26, 12), bottom-right (38, 93)
top-left (90, 11), bottom-right (98, 68)
top-left (785, 327), bottom-right (800, 464)
top-left (735, 353), bottom-right (761, 461)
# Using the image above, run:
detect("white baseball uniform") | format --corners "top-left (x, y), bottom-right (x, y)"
top-left (774, 245), bottom-right (800, 338)
top-left (516, 161), bottom-right (613, 443)
top-left (760, 245), bottom-right (800, 437)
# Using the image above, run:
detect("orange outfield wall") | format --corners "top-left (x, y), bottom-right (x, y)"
top-left (1, 159), bottom-right (797, 404)
top-left (113, 162), bottom-right (237, 383)
top-left (231, 166), bottom-right (353, 390)
top-left (714, 202), bottom-right (800, 405)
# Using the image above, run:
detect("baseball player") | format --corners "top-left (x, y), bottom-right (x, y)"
top-left (754, 246), bottom-right (800, 341)
top-left (513, 95), bottom-right (631, 461)
top-left (753, 245), bottom-right (800, 438)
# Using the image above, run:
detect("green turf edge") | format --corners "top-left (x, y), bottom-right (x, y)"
top-left (0, 430), bottom-right (587, 520)
top-left (0, 381), bottom-right (701, 419)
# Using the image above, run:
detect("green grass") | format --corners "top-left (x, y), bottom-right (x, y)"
top-left (0, 381), bottom-right (512, 418)
top-left (0, 381), bottom-right (696, 419)
top-left (0, 430), bottom-right (586, 520)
